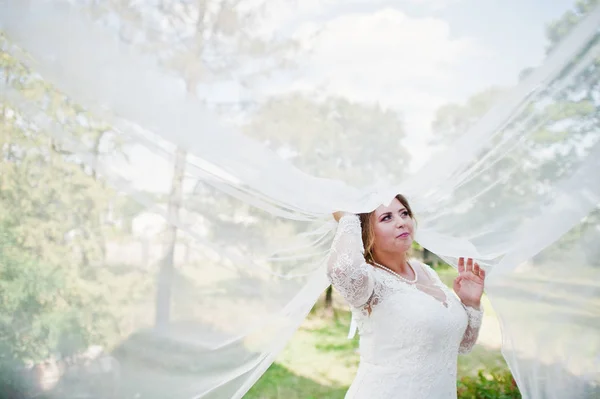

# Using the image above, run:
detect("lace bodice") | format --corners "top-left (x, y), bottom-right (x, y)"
top-left (327, 214), bottom-right (483, 399)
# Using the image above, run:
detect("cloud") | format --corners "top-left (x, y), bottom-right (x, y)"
top-left (287, 8), bottom-right (481, 113)
top-left (280, 8), bottom-right (486, 169)
top-left (250, 5), bottom-right (489, 170)
top-left (306, 9), bottom-right (474, 85)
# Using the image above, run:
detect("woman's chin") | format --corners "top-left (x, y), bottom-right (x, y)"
top-left (393, 242), bottom-right (412, 253)
top-left (396, 236), bottom-right (413, 245)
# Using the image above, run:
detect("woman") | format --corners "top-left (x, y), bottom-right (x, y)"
top-left (328, 194), bottom-right (485, 399)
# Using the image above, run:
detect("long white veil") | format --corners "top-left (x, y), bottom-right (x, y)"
top-left (0, 1), bottom-right (599, 398)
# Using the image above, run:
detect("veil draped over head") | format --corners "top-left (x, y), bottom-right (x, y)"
top-left (0, 1), bottom-right (599, 398)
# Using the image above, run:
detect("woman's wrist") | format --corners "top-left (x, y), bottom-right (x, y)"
top-left (462, 299), bottom-right (481, 310)
top-left (333, 211), bottom-right (355, 222)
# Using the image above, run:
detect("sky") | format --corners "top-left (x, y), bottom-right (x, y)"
top-left (266, 0), bottom-right (578, 171)
top-left (119, 0), bottom-right (581, 191)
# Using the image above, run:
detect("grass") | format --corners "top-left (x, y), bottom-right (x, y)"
top-left (245, 313), bottom-right (357, 399)
top-left (245, 363), bottom-right (349, 399)
top-left (246, 263), bottom-right (509, 398)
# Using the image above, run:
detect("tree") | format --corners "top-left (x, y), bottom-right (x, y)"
top-left (534, 0), bottom-right (600, 258)
top-left (430, 87), bottom-right (506, 147)
top-left (88, 0), bottom-right (298, 328)
top-left (246, 94), bottom-right (410, 310)
top-left (1, 32), bottom-right (106, 374)
top-left (247, 94), bottom-right (410, 187)
top-left (428, 0), bottom-right (600, 256)
top-left (0, 30), bottom-right (156, 396)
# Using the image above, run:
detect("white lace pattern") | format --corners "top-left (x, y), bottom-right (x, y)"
top-left (327, 214), bottom-right (483, 399)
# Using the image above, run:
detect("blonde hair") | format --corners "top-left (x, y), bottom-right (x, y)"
top-left (359, 194), bottom-right (415, 265)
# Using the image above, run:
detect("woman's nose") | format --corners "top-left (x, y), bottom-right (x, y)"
top-left (395, 216), bottom-right (405, 227)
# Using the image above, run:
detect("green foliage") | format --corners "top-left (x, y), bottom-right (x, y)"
top-left (545, 0), bottom-right (599, 52)
top-left (431, 87), bottom-right (506, 146)
top-left (0, 226), bottom-right (92, 362)
top-left (427, 0), bottom-right (600, 246)
top-left (246, 94), bottom-right (409, 187)
top-left (1, 2), bottom-right (596, 397)
top-left (0, 31), bottom-right (146, 374)
top-left (246, 363), bottom-right (349, 399)
top-left (458, 369), bottom-right (521, 399)
top-left (246, 310), bottom-right (357, 399)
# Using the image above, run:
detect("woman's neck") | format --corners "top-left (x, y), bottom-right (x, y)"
top-left (373, 251), bottom-right (410, 275)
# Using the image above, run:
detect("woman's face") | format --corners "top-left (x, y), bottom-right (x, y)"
top-left (372, 197), bottom-right (414, 258)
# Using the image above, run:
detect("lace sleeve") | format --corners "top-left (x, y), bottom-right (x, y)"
top-left (459, 305), bottom-right (483, 354)
top-left (326, 214), bottom-right (375, 308)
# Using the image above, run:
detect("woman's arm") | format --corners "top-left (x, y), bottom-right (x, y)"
top-left (458, 304), bottom-right (484, 354)
top-left (453, 257), bottom-right (485, 354)
top-left (327, 213), bottom-right (375, 308)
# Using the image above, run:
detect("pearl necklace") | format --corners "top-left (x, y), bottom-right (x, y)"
top-left (373, 261), bottom-right (418, 284)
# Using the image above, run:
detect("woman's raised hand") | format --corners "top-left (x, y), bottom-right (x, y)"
top-left (453, 257), bottom-right (485, 309)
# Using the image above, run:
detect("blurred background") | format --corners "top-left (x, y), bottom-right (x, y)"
top-left (1, 0), bottom-right (598, 398)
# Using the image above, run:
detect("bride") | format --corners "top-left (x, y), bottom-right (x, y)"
top-left (328, 194), bottom-right (485, 399)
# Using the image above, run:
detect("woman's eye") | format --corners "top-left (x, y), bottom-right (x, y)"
top-left (382, 215), bottom-right (391, 221)
top-left (401, 211), bottom-right (409, 217)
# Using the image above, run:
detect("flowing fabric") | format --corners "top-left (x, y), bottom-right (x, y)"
top-left (0, 1), bottom-right (599, 398)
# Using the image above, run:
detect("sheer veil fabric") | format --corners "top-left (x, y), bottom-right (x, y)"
top-left (0, 1), bottom-right (599, 398)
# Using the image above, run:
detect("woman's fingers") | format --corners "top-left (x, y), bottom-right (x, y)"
top-left (332, 211), bottom-right (345, 222)
top-left (460, 258), bottom-right (485, 281)
top-left (473, 262), bottom-right (486, 282)
top-left (458, 257), bottom-right (465, 273)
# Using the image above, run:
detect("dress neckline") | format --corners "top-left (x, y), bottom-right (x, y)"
top-left (376, 261), bottom-right (450, 308)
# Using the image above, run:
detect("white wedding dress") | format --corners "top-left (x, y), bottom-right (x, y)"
top-left (327, 215), bottom-right (484, 399)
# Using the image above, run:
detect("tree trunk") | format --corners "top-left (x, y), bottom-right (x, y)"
top-left (154, 0), bottom-right (206, 331)
top-left (325, 285), bottom-right (333, 308)
top-left (155, 147), bottom-right (186, 330)
top-left (423, 247), bottom-right (431, 263)
top-left (91, 129), bottom-right (106, 181)
top-left (2, 65), bottom-right (12, 161)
